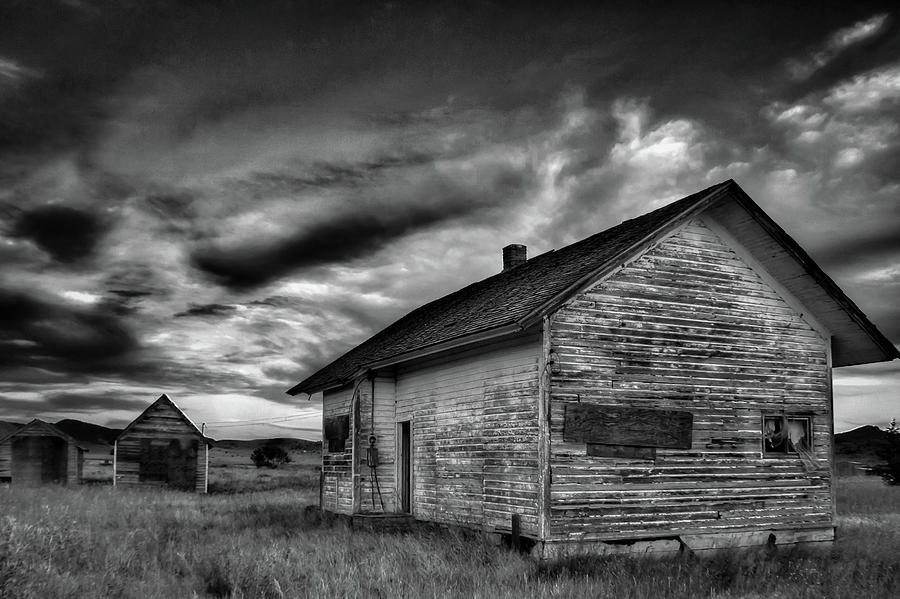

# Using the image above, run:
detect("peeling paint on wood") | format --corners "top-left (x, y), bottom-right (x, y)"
top-left (548, 220), bottom-right (833, 541)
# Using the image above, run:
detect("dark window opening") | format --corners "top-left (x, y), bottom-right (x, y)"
top-left (324, 414), bottom-right (350, 454)
top-left (763, 416), bottom-right (811, 455)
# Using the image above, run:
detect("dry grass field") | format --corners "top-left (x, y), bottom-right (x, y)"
top-left (2, 449), bottom-right (899, 598)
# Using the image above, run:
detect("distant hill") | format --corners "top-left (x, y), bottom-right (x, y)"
top-left (215, 438), bottom-right (320, 452)
top-left (835, 425), bottom-right (891, 467)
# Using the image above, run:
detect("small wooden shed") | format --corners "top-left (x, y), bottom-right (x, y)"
top-left (114, 394), bottom-right (210, 493)
top-left (0, 419), bottom-right (85, 486)
top-left (287, 180), bottom-right (898, 557)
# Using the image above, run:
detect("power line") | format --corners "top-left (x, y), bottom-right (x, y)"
top-left (202, 413), bottom-right (315, 427)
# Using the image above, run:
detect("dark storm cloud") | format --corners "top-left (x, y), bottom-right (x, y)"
top-left (0, 1), bottom-right (177, 152)
top-left (864, 144), bottom-right (900, 183)
top-left (0, 288), bottom-right (140, 374)
top-left (143, 191), bottom-right (198, 234)
top-left (13, 204), bottom-right (109, 263)
top-left (175, 303), bottom-right (237, 318)
top-left (192, 162), bottom-right (534, 289)
top-left (814, 229), bottom-right (900, 271)
top-left (812, 230), bottom-right (900, 340)
top-left (107, 289), bottom-right (154, 299)
top-left (99, 266), bottom-right (173, 316)
top-left (243, 154), bottom-right (436, 195)
top-left (0, 393), bottom-right (149, 416)
top-left (103, 265), bottom-right (171, 298)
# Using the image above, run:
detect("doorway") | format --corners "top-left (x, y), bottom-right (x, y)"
top-left (398, 421), bottom-right (411, 513)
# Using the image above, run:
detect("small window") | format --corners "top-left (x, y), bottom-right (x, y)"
top-left (763, 415), bottom-right (811, 455)
top-left (324, 414), bottom-right (350, 453)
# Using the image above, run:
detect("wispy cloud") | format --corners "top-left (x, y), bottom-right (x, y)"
top-left (787, 13), bottom-right (889, 80)
top-left (0, 57), bottom-right (41, 85)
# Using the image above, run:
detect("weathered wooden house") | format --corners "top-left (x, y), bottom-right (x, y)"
top-left (0, 419), bottom-right (85, 486)
top-left (114, 394), bottom-right (210, 493)
top-left (287, 180), bottom-right (898, 557)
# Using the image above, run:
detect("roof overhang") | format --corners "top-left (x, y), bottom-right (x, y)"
top-left (703, 185), bottom-right (898, 367)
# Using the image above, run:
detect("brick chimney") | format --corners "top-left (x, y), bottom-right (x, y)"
top-left (502, 244), bottom-right (527, 271)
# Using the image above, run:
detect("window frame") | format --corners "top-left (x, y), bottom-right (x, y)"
top-left (761, 414), bottom-right (813, 457)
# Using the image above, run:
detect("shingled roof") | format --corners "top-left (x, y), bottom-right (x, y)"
top-left (288, 179), bottom-right (898, 395)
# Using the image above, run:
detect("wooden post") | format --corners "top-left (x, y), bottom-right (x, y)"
top-left (536, 316), bottom-right (551, 542)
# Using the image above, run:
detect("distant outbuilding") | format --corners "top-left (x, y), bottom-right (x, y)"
top-left (114, 394), bottom-right (211, 493)
top-left (0, 419), bottom-right (85, 486)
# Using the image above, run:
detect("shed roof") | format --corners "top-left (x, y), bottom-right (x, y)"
top-left (116, 394), bottom-right (210, 443)
top-left (0, 418), bottom-right (87, 450)
top-left (288, 180), bottom-right (898, 395)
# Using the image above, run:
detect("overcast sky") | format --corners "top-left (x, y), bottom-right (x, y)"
top-left (1, 1), bottom-right (898, 439)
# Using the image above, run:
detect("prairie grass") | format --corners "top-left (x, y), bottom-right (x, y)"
top-left (1, 476), bottom-right (898, 598)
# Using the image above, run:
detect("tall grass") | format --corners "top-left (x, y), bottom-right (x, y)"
top-left (1, 477), bottom-right (898, 598)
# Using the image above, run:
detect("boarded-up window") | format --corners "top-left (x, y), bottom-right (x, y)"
top-left (763, 415), bottom-right (811, 455)
top-left (564, 403), bottom-right (693, 448)
top-left (324, 415), bottom-right (350, 453)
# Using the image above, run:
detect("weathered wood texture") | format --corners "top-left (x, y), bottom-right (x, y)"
top-left (548, 219), bottom-right (832, 541)
top-left (0, 441), bottom-right (11, 480)
top-left (394, 334), bottom-right (541, 535)
top-left (537, 526), bottom-right (834, 559)
top-left (564, 403), bottom-right (693, 448)
top-left (321, 384), bottom-right (355, 514)
top-left (358, 374), bottom-right (397, 513)
top-left (0, 426), bottom-right (83, 486)
top-left (115, 400), bottom-right (208, 492)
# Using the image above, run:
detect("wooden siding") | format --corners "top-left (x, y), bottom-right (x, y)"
top-left (548, 219), bottom-right (832, 541)
top-left (321, 384), bottom-right (355, 514)
top-left (0, 441), bottom-right (10, 480)
top-left (704, 197), bottom-right (893, 366)
top-left (358, 374), bottom-right (397, 513)
top-left (115, 400), bottom-right (207, 493)
top-left (395, 334), bottom-right (541, 535)
top-left (0, 432), bottom-right (82, 486)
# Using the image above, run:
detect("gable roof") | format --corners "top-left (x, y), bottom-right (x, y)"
top-left (288, 180), bottom-right (898, 395)
top-left (116, 394), bottom-right (208, 442)
top-left (0, 418), bottom-right (86, 450)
